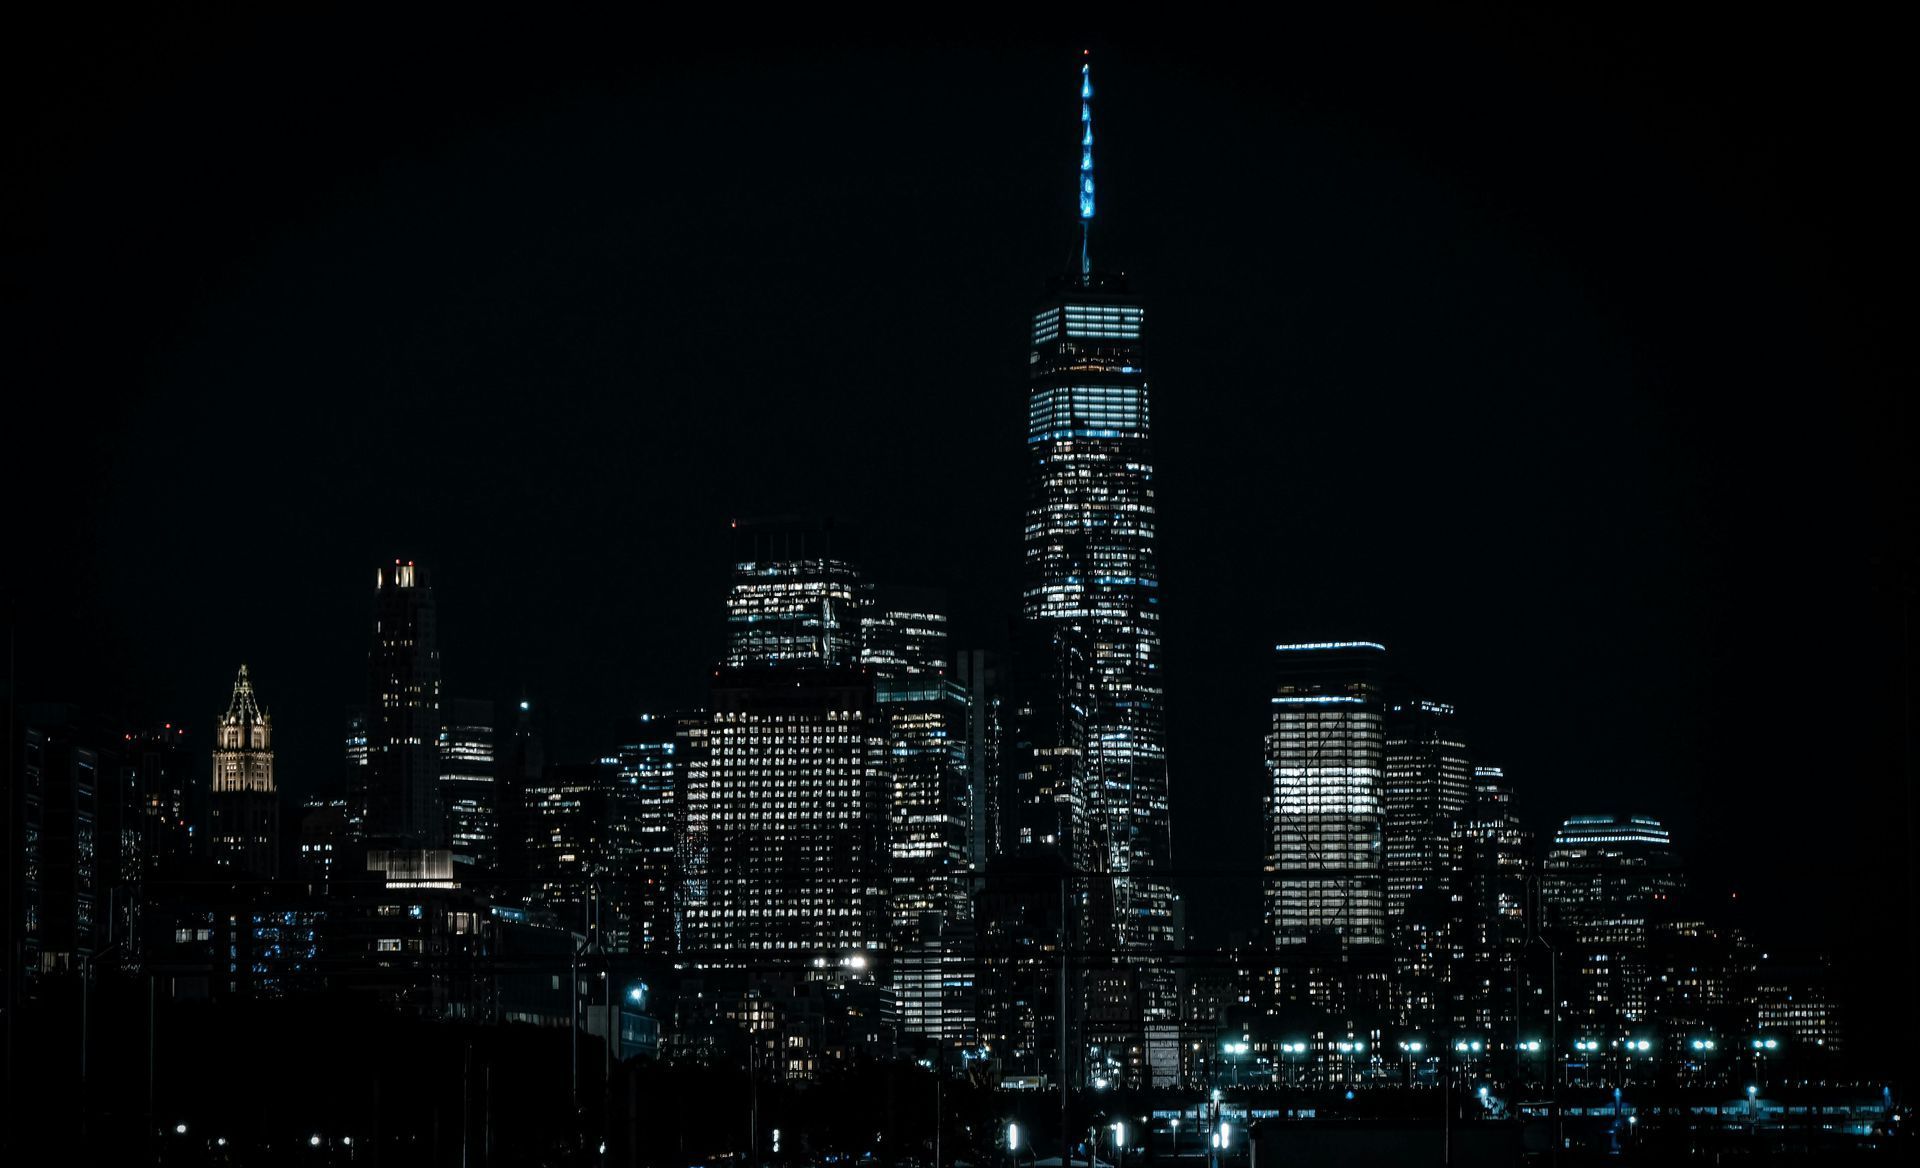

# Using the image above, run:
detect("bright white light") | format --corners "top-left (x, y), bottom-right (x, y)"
top-left (176, 1124), bottom-right (188, 1135)
top-left (1008, 1124), bottom-right (1020, 1151)
top-left (1113, 1121), bottom-right (1127, 1145)
top-left (1478, 1086), bottom-right (1488, 1098)
top-left (311, 1135), bottom-right (322, 1147)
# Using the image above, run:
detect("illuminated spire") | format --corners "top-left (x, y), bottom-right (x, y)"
top-left (224, 662), bottom-right (265, 725)
top-left (1078, 58), bottom-right (1095, 281)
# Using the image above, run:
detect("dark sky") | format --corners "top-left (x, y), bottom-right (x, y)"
top-left (8, 14), bottom-right (1909, 1062)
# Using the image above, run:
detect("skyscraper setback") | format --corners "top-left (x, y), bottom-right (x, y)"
top-left (1019, 61), bottom-right (1175, 951)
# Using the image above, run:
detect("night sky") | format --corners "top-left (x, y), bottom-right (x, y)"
top-left (8, 14), bottom-right (1908, 1062)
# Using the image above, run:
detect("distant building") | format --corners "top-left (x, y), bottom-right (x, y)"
top-left (974, 852), bottom-right (1078, 1083)
top-left (121, 723), bottom-right (195, 878)
top-left (438, 697), bottom-right (497, 871)
top-left (209, 665), bottom-right (279, 879)
top-left (1018, 63), bottom-right (1174, 957)
top-left (676, 668), bottom-right (889, 965)
top-left (1440, 766), bottom-right (1533, 1036)
top-left (11, 706), bottom-right (114, 983)
top-left (1541, 813), bottom-right (1683, 1031)
top-left (359, 561), bottom-right (444, 849)
top-left (1383, 694), bottom-right (1472, 917)
top-left (861, 587), bottom-right (970, 939)
top-left (724, 517), bottom-right (863, 669)
top-left (616, 714), bottom-right (681, 956)
top-left (1264, 642), bottom-right (1389, 948)
top-left (493, 697), bottom-right (543, 895)
top-left (295, 796), bottom-right (348, 889)
top-left (526, 757), bottom-right (639, 948)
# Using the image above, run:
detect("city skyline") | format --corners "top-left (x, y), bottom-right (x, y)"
top-left (10, 25), bottom-right (1907, 1017)
top-left (4, 15), bottom-right (1908, 1156)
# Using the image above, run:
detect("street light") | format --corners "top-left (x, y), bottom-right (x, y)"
top-left (175, 1124), bottom-right (188, 1135)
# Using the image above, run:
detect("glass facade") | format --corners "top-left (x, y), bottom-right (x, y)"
top-left (725, 518), bottom-right (863, 669)
top-left (1264, 642), bottom-right (1388, 947)
top-left (616, 714), bottom-right (680, 956)
top-left (1020, 273), bottom-right (1173, 951)
top-left (861, 588), bottom-right (971, 939)
top-left (437, 697), bottom-right (496, 871)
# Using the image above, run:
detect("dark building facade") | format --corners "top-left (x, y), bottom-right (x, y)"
top-left (358, 561), bottom-right (444, 850)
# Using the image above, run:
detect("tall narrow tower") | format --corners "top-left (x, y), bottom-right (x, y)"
top-left (210, 664), bottom-right (279, 877)
top-left (1020, 59), bottom-right (1176, 950)
top-left (361, 560), bottom-right (444, 849)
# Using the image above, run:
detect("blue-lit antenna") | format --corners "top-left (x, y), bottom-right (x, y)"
top-left (1078, 59), bottom-right (1095, 281)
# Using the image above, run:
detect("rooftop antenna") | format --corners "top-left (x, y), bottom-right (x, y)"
top-left (1079, 53), bottom-right (1095, 283)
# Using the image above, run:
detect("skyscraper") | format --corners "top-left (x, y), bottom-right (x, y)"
top-left (1541, 813), bottom-right (1683, 1031)
top-left (1019, 61), bottom-right (1175, 951)
top-left (438, 697), bottom-right (497, 871)
top-left (860, 587), bottom-right (970, 936)
top-left (209, 665), bottom-right (279, 878)
top-left (122, 723), bottom-right (194, 878)
top-left (1263, 642), bottom-right (1389, 948)
top-left (1382, 694), bottom-right (1473, 917)
top-left (361, 561), bottom-right (444, 850)
top-left (724, 517), bottom-right (863, 669)
top-left (1440, 766), bottom-right (1533, 1035)
top-left (677, 669), bottom-right (889, 963)
top-left (616, 713), bottom-right (681, 956)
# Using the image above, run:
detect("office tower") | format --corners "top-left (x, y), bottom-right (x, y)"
top-left (1441, 766), bottom-right (1533, 1035)
top-left (1382, 694), bottom-right (1472, 916)
top-left (526, 757), bottom-right (642, 947)
top-left (209, 664), bottom-right (280, 878)
top-left (494, 696), bottom-right (542, 894)
top-left (295, 796), bottom-right (348, 888)
top-left (1752, 953), bottom-right (1843, 1060)
top-left (895, 909), bottom-right (978, 1050)
top-left (724, 517), bottom-right (863, 669)
top-left (11, 706), bottom-right (114, 983)
top-left (616, 713), bottom-right (680, 956)
top-left (861, 587), bottom-right (970, 936)
top-left (974, 852), bottom-right (1078, 1082)
top-left (122, 723), bottom-right (195, 878)
top-left (1264, 642), bottom-right (1389, 948)
top-left (1541, 813), bottom-right (1683, 1031)
top-left (343, 706), bottom-right (369, 839)
top-left (1018, 62), bottom-right (1175, 950)
top-left (676, 669), bottom-right (889, 964)
top-left (955, 649), bottom-right (1002, 872)
top-left (438, 697), bottom-right (496, 871)
top-left (1002, 622), bottom-right (1092, 869)
top-left (361, 560), bottom-right (444, 849)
